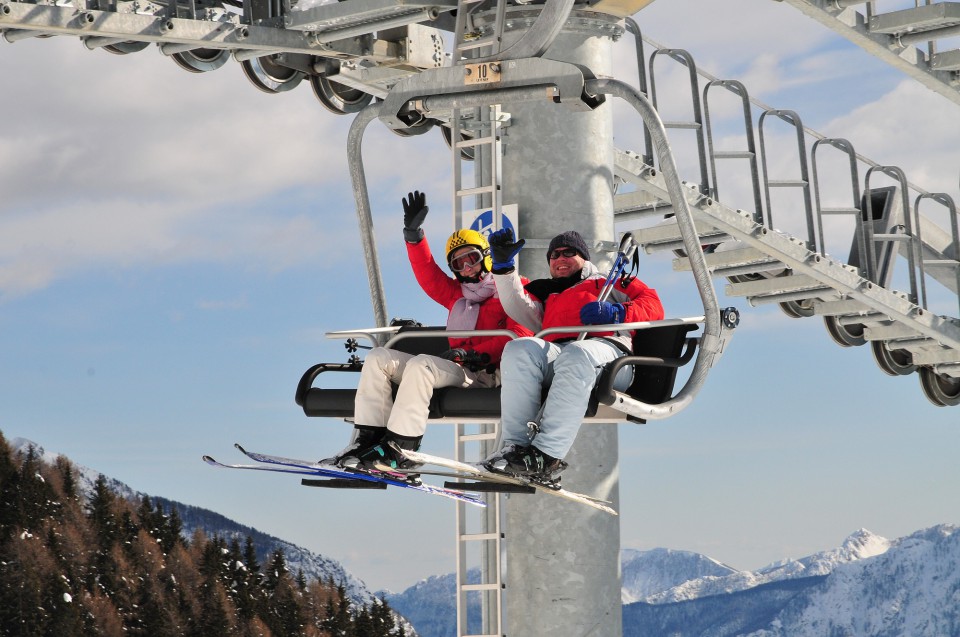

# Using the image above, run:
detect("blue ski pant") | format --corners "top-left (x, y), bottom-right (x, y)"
top-left (499, 337), bottom-right (634, 459)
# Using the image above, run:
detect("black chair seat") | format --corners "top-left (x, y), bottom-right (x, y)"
top-left (298, 323), bottom-right (699, 423)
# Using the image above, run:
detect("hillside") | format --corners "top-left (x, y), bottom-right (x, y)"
top-left (0, 433), bottom-right (410, 636)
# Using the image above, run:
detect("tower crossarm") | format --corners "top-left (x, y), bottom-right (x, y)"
top-left (0, 0), bottom-right (454, 65)
top-left (773, 0), bottom-right (960, 107)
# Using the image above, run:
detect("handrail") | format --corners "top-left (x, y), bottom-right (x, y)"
top-left (325, 318), bottom-right (708, 350)
top-left (534, 316), bottom-right (705, 340)
top-left (384, 329), bottom-right (519, 348)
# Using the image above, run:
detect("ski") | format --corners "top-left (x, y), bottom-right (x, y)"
top-left (201, 444), bottom-right (487, 507)
top-left (400, 449), bottom-right (618, 516)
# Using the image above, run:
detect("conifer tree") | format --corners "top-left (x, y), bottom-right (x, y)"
top-left (88, 473), bottom-right (119, 550)
top-left (164, 506), bottom-right (184, 553)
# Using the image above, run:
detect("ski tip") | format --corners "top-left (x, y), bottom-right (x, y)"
top-left (234, 443), bottom-right (247, 454)
top-left (202, 455), bottom-right (218, 465)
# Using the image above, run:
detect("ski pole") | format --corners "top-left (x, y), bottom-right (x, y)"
top-left (576, 232), bottom-right (639, 341)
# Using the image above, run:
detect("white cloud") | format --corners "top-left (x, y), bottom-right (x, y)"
top-left (0, 37), bottom-right (422, 296)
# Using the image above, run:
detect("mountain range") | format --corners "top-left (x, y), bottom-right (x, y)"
top-left (386, 526), bottom-right (960, 637)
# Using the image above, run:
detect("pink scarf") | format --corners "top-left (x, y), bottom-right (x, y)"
top-left (446, 272), bottom-right (498, 331)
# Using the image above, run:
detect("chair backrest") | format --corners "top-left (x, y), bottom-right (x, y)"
top-left (624, 324), bottom-right (699, 405)
top-left (389, 325), bottom-right (450, 357)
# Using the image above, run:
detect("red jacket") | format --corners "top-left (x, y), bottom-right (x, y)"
top-left (531, 271), bottom-right (664, 343)
top-left (408, 239), bottom-right (532, 365)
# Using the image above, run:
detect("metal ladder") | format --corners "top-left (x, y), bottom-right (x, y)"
top-left (451, 423), bottom-right (503, 637)
top-left (615, 30), bottom-right (960, 406)
top-left (448, 8), bottom-right (508, 630)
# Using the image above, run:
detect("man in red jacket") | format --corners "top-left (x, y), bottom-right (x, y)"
top-left (482, 228), bottom-right (664, 482)
top-left (322, 191), bottom-right (531, 474)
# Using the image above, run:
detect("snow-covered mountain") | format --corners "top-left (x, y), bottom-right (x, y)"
top-left (634, 528), bottom-right (893, 605)
top-left (623, 525), bottom-right (960, 637)
top-left (11, 437), bottom-right (377, 607)
top-left (621, 547), bottom-right (737, 603)
top-left (389, 526), bottom-right (960, 637)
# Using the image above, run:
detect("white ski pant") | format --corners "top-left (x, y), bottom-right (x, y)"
top-left (499, 337), bottom-right (634, 459)
top-left (354, 347), bottom-right (496, 437)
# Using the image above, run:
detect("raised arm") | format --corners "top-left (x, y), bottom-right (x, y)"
top-left (489, 229), bottom-right (544, 331)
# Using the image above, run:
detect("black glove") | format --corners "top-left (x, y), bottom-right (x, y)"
top-left (488, 228), bottom-right (525, 272)
top-left (441, 349), bottom-right (491, 372)
top-left (440, 348), bottom-right (467, 363)
top-left (402, 190), bottom-right (429, 243)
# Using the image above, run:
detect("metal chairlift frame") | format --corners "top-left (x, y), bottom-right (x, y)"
top-left (340, 62), bottom-right (735, 422)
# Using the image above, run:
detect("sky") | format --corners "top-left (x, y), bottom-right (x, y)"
top-left (2, 0), bottom-right (959, 593)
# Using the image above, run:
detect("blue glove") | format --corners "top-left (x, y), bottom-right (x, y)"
top-left (488, 228), bottom-right (525, 271)
top-left (580, 301), bottom-right (625, 325)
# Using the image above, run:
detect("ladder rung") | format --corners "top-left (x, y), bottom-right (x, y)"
top-left (923, 259), bottom-right (960, 267)
top-left (460, 532), bottom-right (501, 541)
top-left (873, 233), bottom-right (910, 241)
top-left (820, 207), bottom-right (861, 215)
top-left (712, 151), bottom-right (754, 159)
top-left (462, 583), bottom-right (501, 591)
top-left (457, 185), bottom-right (497, 197)
top-left (766, 180), bottom-right (808, 187)
top-left (457, 135), bottom-right (495, 149)
top-left (662, 121), bottom-right (701, 130)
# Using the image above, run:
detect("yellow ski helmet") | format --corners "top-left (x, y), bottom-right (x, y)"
top-left (445, 229), bottom-right (493, 274)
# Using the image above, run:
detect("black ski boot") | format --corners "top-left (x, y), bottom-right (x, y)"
top-left (322, 425), bottom-right (385, 467)
top-left (356, 432), bottom-right (423, 481)
top-left (488, 445), bottom-right (567, 485)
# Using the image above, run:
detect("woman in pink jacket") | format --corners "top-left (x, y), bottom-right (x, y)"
top-left (322, 191), bottom-right (530, 475)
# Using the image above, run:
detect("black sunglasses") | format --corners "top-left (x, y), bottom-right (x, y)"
top-left (549, 248), bottom-right (579, 260)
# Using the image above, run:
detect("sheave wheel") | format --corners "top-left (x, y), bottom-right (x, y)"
top-left (171, 48), bottom-right (230, 73)
top-left (871, 341), bottom-right (916, 376)
top-left (823, 316), bottom-right (866, 347)
top-left (779, 299), bottom-right (815, 319)
top-left (103, 41), bottom-right (150, 55)
top-left (241, 55), bottom-right (304, 94)
top-left (919, 368), bottom-right (960, 407)
top-left (388, 119), bottom-right (436, 137)
top-left (309, 74), bottom-right (372, 114)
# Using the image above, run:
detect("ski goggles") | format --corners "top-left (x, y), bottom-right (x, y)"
top-left (449, 248), bottom-right (485, 272)
top-left (548, 247), bottom-right (580, 260)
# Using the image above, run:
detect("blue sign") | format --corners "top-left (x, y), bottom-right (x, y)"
top-left (470, 209), bottom-right (515, 239)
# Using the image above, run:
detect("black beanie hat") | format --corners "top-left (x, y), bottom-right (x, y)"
top-left (547, 230), bottom-right (590, 262)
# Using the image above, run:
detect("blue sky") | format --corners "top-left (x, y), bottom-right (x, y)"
top-left (2, 0), bottom-right (959, 592)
